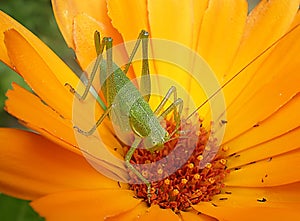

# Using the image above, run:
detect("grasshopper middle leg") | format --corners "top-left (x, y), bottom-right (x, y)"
top-left (125, 137), bottom-right (152, 204)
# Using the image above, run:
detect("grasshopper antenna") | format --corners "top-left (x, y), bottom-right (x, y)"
top-left (166, 23), bottom-right (300, 138)
top-left (186, 23), bottom-right (300, 122)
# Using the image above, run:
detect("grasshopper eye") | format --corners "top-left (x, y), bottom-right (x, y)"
top-left (165, 131), bottom-right (169, 138)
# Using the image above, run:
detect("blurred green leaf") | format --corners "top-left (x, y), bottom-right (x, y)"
top-left (0, 194), bottom-right (44, 221)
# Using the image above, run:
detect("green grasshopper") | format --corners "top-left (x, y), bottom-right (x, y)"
top-left (66, 24), bottom-right (300, 203)
top-left (66, 30), bottom-right (183, 202)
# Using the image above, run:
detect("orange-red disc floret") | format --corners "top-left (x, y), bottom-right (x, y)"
top-left (125, 118), bottom-right (229, 211)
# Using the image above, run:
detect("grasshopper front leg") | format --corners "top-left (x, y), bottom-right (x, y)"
top-left (65, 31), bottom-right (105, 102)
top-left (125, 137), bottom-right (152, 204)
top-left (68, 33), bottom-right (114, 136)
top-left (73, 105), bottom-right (112, 136)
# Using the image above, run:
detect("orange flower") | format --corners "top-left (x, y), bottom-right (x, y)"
top-left (1, 0), bottom-right (300, 220)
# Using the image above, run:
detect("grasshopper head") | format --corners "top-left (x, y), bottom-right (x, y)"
top-left (143, 130), bottom-right (169, 153)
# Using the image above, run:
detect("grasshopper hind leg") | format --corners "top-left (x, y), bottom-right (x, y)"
top-left (154, 86), bottom-right (183, 134)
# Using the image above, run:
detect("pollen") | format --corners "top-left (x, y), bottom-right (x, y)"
top-left (197, 155), bottom-right (203, 161)
top-left (205, 163), bottom-right (212, 169)
top-left (126, 118), bottom-right (229, 211)
top-left (172, 189), bottom-right (179, 196)
top-left (208, 178), bottom-right (215, 184)
top-left (181, 178), bottom-right (188, 184)
top-left (220, 159), bottom-right (227, 165)
top-left (188, 163), bottom-right (194, 169)
top-left (164, 179), bottom-right (170, 185)
top-left (222, 146), bottom-right (229, 152)
top-left (193, 173), bottom-right (200, 180)
top-left (157, 168), bottom-right (163, 175)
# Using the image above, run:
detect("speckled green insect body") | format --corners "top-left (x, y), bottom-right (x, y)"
top-left (67, 30), bottom-right (183, 203)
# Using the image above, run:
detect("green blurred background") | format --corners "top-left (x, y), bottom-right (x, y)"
top-left (0, 0), bottom-right (260, 220)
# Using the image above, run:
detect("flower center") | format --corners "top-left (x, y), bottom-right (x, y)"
top-left (124, 118), bottom-right (229, 211)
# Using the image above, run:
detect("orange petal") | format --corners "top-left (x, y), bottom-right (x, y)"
top-left (146, 1), bottom-right (214, 113)
top-left (193, 183), bottom-right (300, 221)
top-left (223, 15), bottom-right (300, 142)
top-left (109, 206), bottom-right (216, 221)
top-left (226, 127), bottom-right (300, 168)
top-left (137, 205), bottom-right (179, 221)
top-left (4, 28), bottom-right (75, 119)
top-left (5, 84), bottom-right (128, 181)
top-left (197, 0), bottom-right (247, 80)
top-left (222, 183), bottom-right (300, 205)
top-left (234, 0), bottom-right (300, 69)
top-left (224, 93), bottom-right (300, 153)
top-left (148, 0), bottom-right (194, 47)
top-left (224, 148), bottom-right (300, 187)
top-left (0, 10), bottom-right (42, 66)
top-left (224, 0), bottom-right (299, 107)
top-left (147, 0), bottom-right (193, 92)
top-left (72, 13), bottom-right (100, 69)
top-left (195, 204), bottom-right (300, 221)
top-left (180, 210), bottom-right (217, 221)
top-left (107, 0), bottom-right (148, 42)
top-left (190, 0), bottom-right (209, 50)
top-left (51, 0), bottom-right (123, 49)
top-left (0, 128), bottom-right (119, 200)
top-left (31, 189), bottom-right (141, 221)
top-left (105, 203), bottom-right (147, 221)
top-left (5, 83), bottom-right (76, 150)
top-left (189, 0), bottom-right (247, 118)
top-left (0, 11), bottom-right (79, 90)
